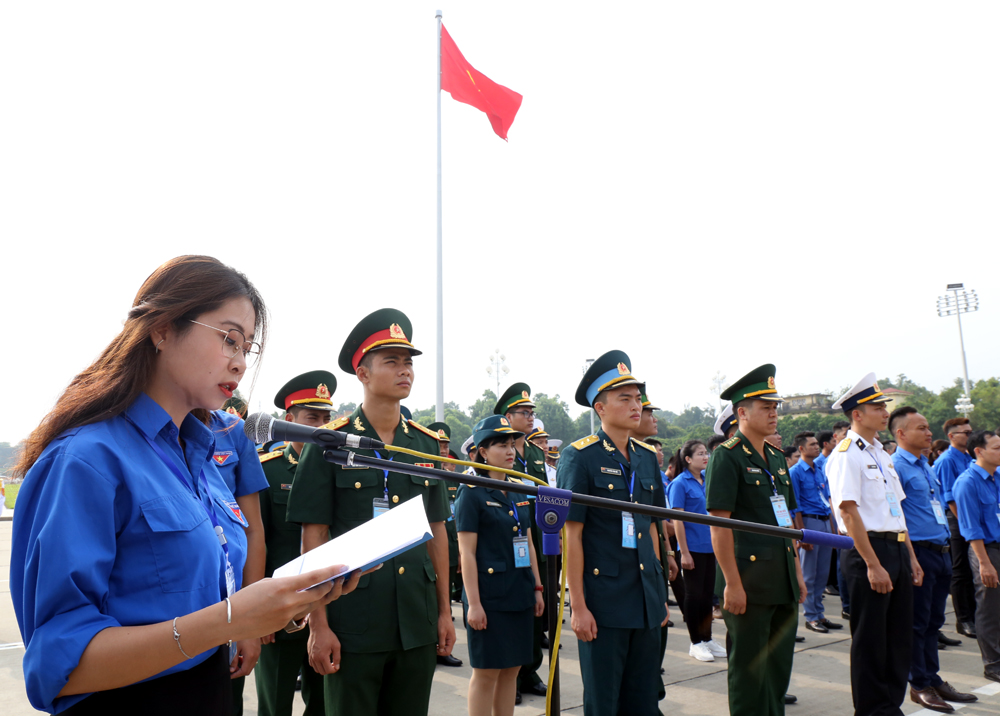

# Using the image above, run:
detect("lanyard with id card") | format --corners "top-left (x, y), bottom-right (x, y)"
top-left (921, 464), bottom-right (948, 525)
top-left (761, 467), bottom-right (793, 528)
top-left (125, 417), bottom-right (238, 663)
top-left (619, 462), bottom-right (638, 548)
top-left (504, 492), bottom-right (531, 568)
top-left (868, 450), bottom-right (901, 517)
top-left (371, 450), bottom-right (394, 518)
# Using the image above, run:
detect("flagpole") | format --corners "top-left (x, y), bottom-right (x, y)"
top-left (434, 9), bottom-right (444, 423)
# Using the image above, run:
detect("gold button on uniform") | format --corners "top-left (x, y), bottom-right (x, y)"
top-left (513, 526), bottom-right (518, 532)
top-left (608, 484), bottom-right (614, 490)
top-left (509, 511), bottom-right (514, 516)
top-left (638, 532), bottom-right (642, 539)
top-left (593, 568), bottom-right (600, 576)
top-left (755, 480), bottom-right (760, 486)
top-left (424, 480), bottom-right (429, 486)
top-left (398, 567), bottom-right (405, 574)
top-left (392, 495), bottom-right (399, 504)
top-left (640, 563), bottom-right (645, 570)
top-left (355, 482), bottom-right (361, 489)
top-left (750, 555), bottom-right (756, 562)
top-left (488, 568), bottom-right (494, 574)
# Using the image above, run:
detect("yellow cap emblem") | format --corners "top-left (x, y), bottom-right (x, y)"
top-left (767, 376), bottom-right (775, 389)
top-left (500, 418), bottom-right (509, 426)
top-left (316, 383), bottom-right (330, 399)
top-left (389, 323), bottom-right (405, 339)
top-left (226, 407), bottom-right (239, 416)
top-left (617, 362), bottom-right (629, 375)
top-left (437, 429), bottom-right (447, 439)
top-left (521, 390), bottom-right (529, 399)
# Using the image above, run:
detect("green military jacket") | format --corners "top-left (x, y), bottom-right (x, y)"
top-left (259, 443), bottom-right (307, 642)
top-left (705, 430), bottom-right (800, 605)
top-left (285, 406), bottom-right (450, 653)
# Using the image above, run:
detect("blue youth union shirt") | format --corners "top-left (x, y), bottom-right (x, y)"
top-left (10, 393), bottom-right (247, 714)
top-left (893, 448), bottom-right (949, 544)
top-left (209, 410), bottom-right (269, 498)
top-left (954, 464), bottom-right (1000, 544)
top-left (665, 471), bottom-right (712, 553)
top-left (788, 459), bottom-right (830, 517)
top-left (934, 445), bottom-right (973, 504)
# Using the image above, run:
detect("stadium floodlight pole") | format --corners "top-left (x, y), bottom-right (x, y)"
top-left (936, 283), bottom-right (979, 416)
top-left (584, 358), bottom-right (595, 434)
top-left (434, 9), bottom-right (445, 422)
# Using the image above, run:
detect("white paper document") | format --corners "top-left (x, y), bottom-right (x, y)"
top-left (273, 495), bottom-right (433, 588)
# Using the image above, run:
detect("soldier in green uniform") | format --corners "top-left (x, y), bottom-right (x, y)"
top-left (256, 371), bottom-right (337, 716)
top-left (427, 421), bottom-right (464, 667)
top-left (495, 383), bottom-right (549, 700)
top-left (705, 365), bottom-right (806, 716)
top-left (558, 351), bottom-right (669, 716)
top-left (285, 309), bottom-right (454, 716)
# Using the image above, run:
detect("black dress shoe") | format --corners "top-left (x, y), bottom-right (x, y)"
top-left (666, 620), bottom-right (674, 628)
top-left (437, 654), bottom-right (463, 667)
top-left (515, 690), bottom-right (522, 705)
top-left (805, 620), bottom-right (829, 634)
top-left (660, 667), bottom-right (665, 675)
top-left (938, 631), bottom-right (961, 647)
top-left (984, 669), bottom-right (1000, 683)
top-left (795, 636), bottom-right (805, 643)
top-left (784, 694), bottom-right (797, 705)
top-left (541, 634), bottom-right (550, 649)
top-left (935, 681), bottom-right (978, 703)
top-left (819, 618), bottom-right (843, 630)
top-left (938, 643), bottom-right (946, 650)
top-left (841, 610), bottom-right (851, 620)
top-left (524, 682), bottom-right (547, 697)
top-left (910, 687), bottom-right (954, 713)
top-left (668, 598), bottom-right (679, 606)
top-left (823, 585), bottom-right (840, 596)
top-left (957, 621), bottom-right (977, 638)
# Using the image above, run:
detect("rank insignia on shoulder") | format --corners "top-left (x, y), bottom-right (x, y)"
top-left (765, 440), bottom-right (781, 453)
top-left (280, 483), bottom-right (292, 491)
top-left (259, 449), bottom-right (285, 463)
top-left (323, 416), bottom-right (350, 431)
top-left (409, 420), bottom-right (443, 440)
top-left (415, 462), bottom-right (434, 468)
top-left (353, 417), bottom-right (365, 432)
top-left (837, 438), bottom-right (852, 452)
top-left (742, 445), bottom-right (752, 456)
top-left (400, 418), bottom-right (409, 434)
top-left (722, 436), bottom-right (740, 449)
top-left (572, 434), bottom-right (599, 450)
top-left (631, 438), bottom-right (657, 453)
top-left (516, 501), bottom-right (530, 507)
top-left (600, 467), bottom-right (623, 475)
top-left (747, 467), bottom-right (762, 474)
top-left (602, 440), bottom-right (615, 453)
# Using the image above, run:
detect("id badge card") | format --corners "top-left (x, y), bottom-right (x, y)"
top-left (373, 497), bottom-right (389, 518)
top-left (770, 495), bottom-right (793, 527)
top-left (448, 500), bottom-right (455, 521)
top-left (885, 490), bottom-right (901, 517)
top-left (930, 499), bottom-right (947, 525)
top-left (513, 536), bottom-right (530, 568)
top-left (225, 560), bottom-right (237, 663)
top-left (819, 485), bottom-right (830, 509)
top-left (622, 512), bottom-right (637, 548)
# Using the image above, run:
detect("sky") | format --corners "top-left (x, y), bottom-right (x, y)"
top-left (1, 2), bottom-right (998, 445)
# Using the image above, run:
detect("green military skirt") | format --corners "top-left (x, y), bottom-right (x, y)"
top-left (462, 594), bottom-right (534, 669)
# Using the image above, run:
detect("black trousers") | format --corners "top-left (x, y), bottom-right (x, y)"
top-left (947, 512), bottom-right (977, 624)
top-left (682, 552), bottom-right (716, 644)
top-left (843, 540), bottom-right (913, 716)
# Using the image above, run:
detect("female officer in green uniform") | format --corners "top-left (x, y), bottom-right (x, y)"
top-left (456, 415), bottom-right (544, 716)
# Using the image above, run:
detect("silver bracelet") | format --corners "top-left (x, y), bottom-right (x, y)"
top-left (172, 617), bottom-right (194, 659)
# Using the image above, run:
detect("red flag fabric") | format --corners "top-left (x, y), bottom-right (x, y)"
top-left (440, 25), bottom-right (522, 140)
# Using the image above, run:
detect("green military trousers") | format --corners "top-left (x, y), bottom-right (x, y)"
top-left (323, 643), bottom-right (436, 716)
top-left (722, 602), bottom-right (797, 716)
top-left (254, 638), bottom-right (325, 716)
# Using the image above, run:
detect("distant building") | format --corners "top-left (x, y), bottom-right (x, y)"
top-left (880, 387), bottom-right (913, 413)
top-left (778, 393), bottom-right (835, 417)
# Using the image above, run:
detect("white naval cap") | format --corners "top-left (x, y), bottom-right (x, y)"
top-left (548, 438), bottom-right (563, 449)
top-left (831, 372), bottom-right (893, 412)
top-left (460, 434), bottom-right (476, 457)
top-left (713, 403), bottom-right (736, 436)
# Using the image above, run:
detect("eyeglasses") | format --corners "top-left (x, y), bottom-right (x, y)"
top-left (189, 320), bottom-right (261, 365)
top-left (509, 410), bottom-right (535, 419)
top-left (952, 430), bottom-right (973, 436)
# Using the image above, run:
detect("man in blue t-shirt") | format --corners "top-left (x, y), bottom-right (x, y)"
top-left (934, 417), bottom-right (976, 637)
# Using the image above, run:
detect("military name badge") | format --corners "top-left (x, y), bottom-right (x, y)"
top-left (769, 495), bottom-right (793, 527)
top-left (513, 535), bottom-right (530, 568)
top-left (213, 451), bottom-right (233, 466)
top-left (621, 512), bottom-right (637, 548)
top-left (280, 483), bottom-right (292, 491)
top-left (601, 466), bottom-right (623, 475)
top-left (746, 467), bottom-right (762, 474)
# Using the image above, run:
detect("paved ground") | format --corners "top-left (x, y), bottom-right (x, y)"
top-left (2, 516), bottom-right (999, 714)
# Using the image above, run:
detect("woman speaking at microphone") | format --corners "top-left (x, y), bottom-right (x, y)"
top-left (10, 256), bottom-right (360, 715)
top-left (456, 415), bottom-right (545, 716)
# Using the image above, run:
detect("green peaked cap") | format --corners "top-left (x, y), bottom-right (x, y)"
top-left (274, 370), bottom-right (337, 412)
top-left (338, 308), bottom-right (421, 374)
top-left (427, 421), bottom-right (451, 441)
top-left (495, 382), bottom-right (535, 415)
top-left (719, 364), bottom-right (783, 404)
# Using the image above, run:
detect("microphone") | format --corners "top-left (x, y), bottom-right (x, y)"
top-left (244, 412), bottom-right (385, 451)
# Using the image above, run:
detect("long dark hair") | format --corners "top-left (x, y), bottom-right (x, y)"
top-left (13, 256), bottom-right (267, 478)
top-left (673, 439), bottom-right (707, 476)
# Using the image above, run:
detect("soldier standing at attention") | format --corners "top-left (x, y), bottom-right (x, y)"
top-left (705, 365), bottom-right (805, 716)
top-left (826, 374), bottom-right (923, 716)
top-left (495, 383), bottom-right (548, 701)
top-left (558, 350), bottom-right (668, 716)
top-left (255, 371), bottom-right (337, 716)
top-left (427, 420), bottom-right (465, 666)
top-left (285, 309), bottom-right (454, 716)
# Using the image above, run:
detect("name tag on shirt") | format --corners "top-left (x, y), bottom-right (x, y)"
top-left (513, 536), bottom-right (530, 567)
top-left (622, 512), bottom-right (637, 548)
top-left (770, 496), bottom-right (793, 527)
top-left (886, 490), bottom-right (901, 517)
top-left (601, 467), bottom-right (622, 475)
top-left (747, 467), bottom-right (762, 474)
top-left (930, 499), bottom-right (947, 525)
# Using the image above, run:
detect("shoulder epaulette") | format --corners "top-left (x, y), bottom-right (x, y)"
top-left (764, 439), bottom-right (782, 454)
top-left (259, 449), bottom-right (284, 464)
top-left (572, 434), bottom-right (599, 450)
top-left (837, 437), bottom-right (852, 452)
top-left (721, 436), bottom-right (740, 450)
top-left (409, 420), bottom-right (442, 440)
top-left (631, 437), bottom-right (657, 453)
top-left (322, 416), bottom-right (350, 431)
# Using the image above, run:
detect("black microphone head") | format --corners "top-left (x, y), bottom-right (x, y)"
top-left (244, 412), bottom-right (274, 445)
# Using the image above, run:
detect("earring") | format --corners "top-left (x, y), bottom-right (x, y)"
top-left (155, 339), bottom-right (164, 354)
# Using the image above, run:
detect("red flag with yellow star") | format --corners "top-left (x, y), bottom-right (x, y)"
top-left (441, 25), bottom-right (522, 140)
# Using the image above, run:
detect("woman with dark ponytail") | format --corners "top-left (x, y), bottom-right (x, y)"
top-left (10, 256), bottom-right (359, 715)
